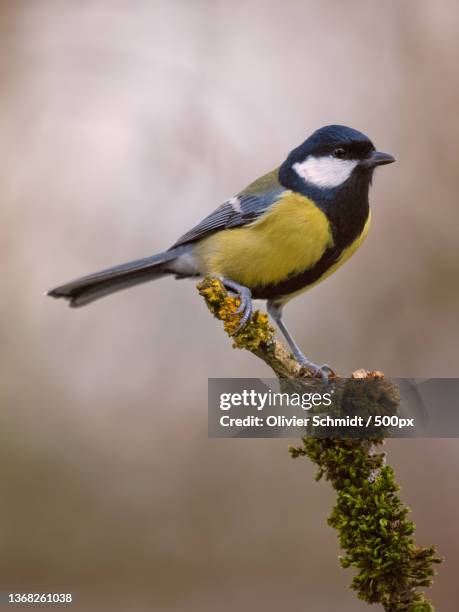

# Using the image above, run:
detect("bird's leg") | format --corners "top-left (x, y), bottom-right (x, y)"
top-left (220, 277), bottom-right (253, 334)
top-left (267, 300), bottom-right (333, 381)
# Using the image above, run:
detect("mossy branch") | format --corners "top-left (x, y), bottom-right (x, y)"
top-left (198, 277), bottom-right (442, 611)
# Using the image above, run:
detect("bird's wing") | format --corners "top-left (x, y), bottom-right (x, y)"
top-left (170, 168), bottom-right (284, 248)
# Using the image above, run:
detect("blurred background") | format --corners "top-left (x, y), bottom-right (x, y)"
top-left (1, 1), bottom-right (459, 610)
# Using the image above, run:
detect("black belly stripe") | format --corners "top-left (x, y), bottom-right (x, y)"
top-left (251, 244), bottom-right (342, 300)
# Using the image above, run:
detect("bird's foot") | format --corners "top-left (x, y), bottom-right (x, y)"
top-left (220, 277), bottom-right (253, 334)
top-left (297, 357), bottom-right (334, 382)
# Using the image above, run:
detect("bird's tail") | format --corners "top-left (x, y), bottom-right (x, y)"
top-left (47, 245), bottom-right (190, 307)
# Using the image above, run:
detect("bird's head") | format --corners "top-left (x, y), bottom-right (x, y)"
top-left (279, 125), bottom-right (395, 195)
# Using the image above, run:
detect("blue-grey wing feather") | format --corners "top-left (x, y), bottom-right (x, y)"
top-left (170, 182), bottom-right (284, 249)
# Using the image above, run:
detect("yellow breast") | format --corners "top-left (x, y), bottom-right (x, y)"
top-left (195, 191), bottom-right (334, 288)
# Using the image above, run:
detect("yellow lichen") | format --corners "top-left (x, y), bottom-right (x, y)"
top-left (197, 277), bottom-right (274, 352)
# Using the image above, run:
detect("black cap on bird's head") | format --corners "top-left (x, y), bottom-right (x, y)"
top-left (279, 124), bottom-right (395, 195)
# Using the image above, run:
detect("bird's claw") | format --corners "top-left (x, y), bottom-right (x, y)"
top-left (234, 296), bottom-right (253, 333)
top-left (299, 360), bottom-right (334, 382)
top-left (236, 298), bottom-right (246, 314)
top-left (220, 278), bottom-right (253, 335)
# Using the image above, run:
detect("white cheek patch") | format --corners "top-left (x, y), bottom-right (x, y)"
top-left (293, 155), bottom-right (359, 188)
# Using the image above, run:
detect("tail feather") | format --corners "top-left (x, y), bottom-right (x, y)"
top-left (47, 246), bottom-right (189, 307)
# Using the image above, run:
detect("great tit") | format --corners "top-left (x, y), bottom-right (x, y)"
top-left (48, 124), bottom-right (395, 377)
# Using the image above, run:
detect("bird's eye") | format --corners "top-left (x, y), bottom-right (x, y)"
top-left (332, 147), bottom-right (347, 159)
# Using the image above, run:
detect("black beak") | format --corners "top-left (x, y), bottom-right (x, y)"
top-left (361, 150), bottom-right (396, 169)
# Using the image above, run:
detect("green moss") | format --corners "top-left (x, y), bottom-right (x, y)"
top-left (289, 438), bottom-right (442, 611)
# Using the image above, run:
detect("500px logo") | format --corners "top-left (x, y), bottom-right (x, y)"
top-left (219, 389), bottom-right (334, 411)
